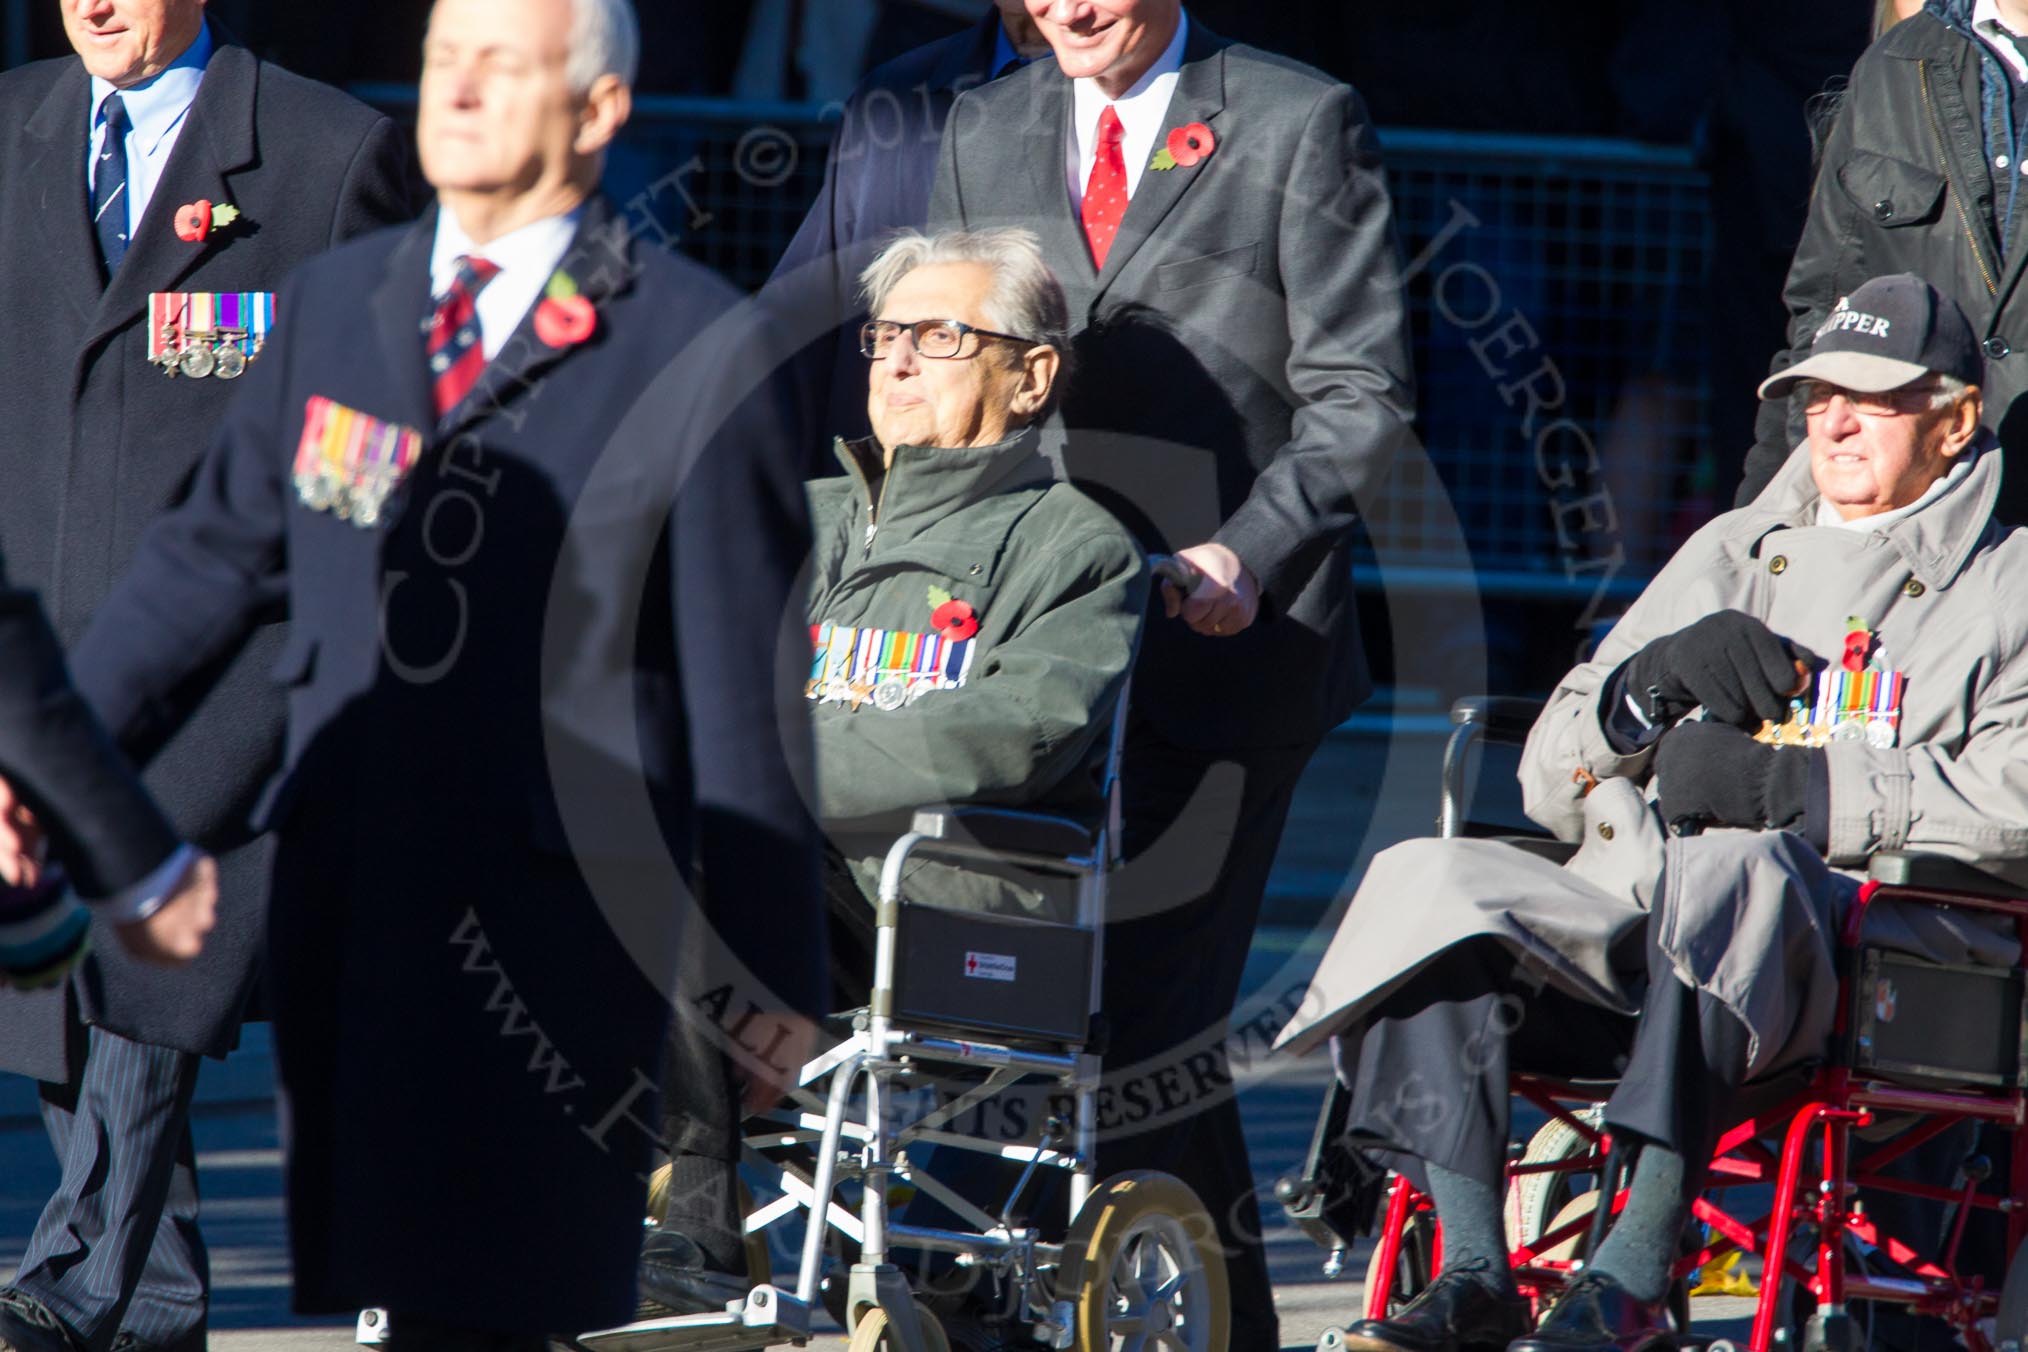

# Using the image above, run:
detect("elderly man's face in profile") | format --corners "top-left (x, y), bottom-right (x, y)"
top-left (867, 262), bottom-right (1044, 452)
top-left (419, 0), bottom-right (583, 198)
top-left (62, 0), bottom-right (206, 88)
top-left (1025, 0), bottom-right (1180, 87)
top-left (1805, 379), bottom-right (1982, 520)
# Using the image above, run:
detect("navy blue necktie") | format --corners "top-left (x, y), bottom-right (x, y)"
top-left (93, 94), bottom-right (131, 274)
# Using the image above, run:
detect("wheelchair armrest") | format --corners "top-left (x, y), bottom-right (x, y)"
top-left (1450, 696), bottom-right (1549, 743)
top-left (909, 806), bottom-right (1097, 860)
top-left (1867, 850), bottom-right (2025, 901)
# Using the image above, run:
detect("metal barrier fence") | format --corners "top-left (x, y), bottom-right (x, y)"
top-left (360, 90), bottom-right (1714, 595)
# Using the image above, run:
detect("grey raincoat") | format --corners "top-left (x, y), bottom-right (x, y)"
top-left (1280, 435), bottom-right (2028, 1080)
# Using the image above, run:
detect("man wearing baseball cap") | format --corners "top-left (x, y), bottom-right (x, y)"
top-left (1275, 273), bottom-right (2025, 1352)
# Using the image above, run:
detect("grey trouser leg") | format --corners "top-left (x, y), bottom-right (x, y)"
top-left (1603, 929), bottom-right (1755, 1168)
top-left (12, 1025), bottom-right (206, 1352)
top-left (1342, 937), bottom-right (1636, 1189)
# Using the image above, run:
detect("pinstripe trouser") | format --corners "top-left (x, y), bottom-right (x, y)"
top-left (10, 1025), bottom-right (206, 1352)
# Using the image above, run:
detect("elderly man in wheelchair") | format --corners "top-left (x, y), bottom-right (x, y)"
top-left (606, 228), bottom-right (1226, 1352)
top-left (1277, 273), bottom-right (2028, 1352)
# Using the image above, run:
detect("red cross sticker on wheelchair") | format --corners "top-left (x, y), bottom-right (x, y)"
top-left (963, 950), bottom-right (1016, 982)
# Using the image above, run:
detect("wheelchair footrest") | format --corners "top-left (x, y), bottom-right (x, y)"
top-left (575, 1286), bottom-right (811, 1352)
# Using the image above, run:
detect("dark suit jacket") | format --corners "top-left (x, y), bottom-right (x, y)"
top-left (0, 566), bottom-right (177, 902)
top-left (930, 20), bottom-right (1416, 749)
top-left (0, 35), bottom-right (420, 1078)
top-left (69, 198), bottom-right (825, 1330)
top-left (772, 12), bottom-right (1001, 459)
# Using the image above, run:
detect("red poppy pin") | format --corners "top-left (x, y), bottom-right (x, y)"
top-left (928, 586), bottom-right (979, 642)
top-left (1151, 122), bottom-right (1217, 171)
top-left (173, 199), bottom-right (241, 243)
top-left (533, 270), bottom-right (597, 349)
top-left (1842, 620), bottom-right (1872, 673)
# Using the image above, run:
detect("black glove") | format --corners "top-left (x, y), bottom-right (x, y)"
top-left (1622, 610), bottom-right (1820, 731)
top-left (1653, 720), bottom-right (1823, 845)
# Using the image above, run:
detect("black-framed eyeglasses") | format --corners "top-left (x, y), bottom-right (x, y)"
top-left (859, 318), bottom-right (1034, 360)
top-left (1798, 379), bottom-right (1941, 417)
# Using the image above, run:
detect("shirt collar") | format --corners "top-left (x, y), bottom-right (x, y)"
top-left (992, 25), bottom-right (1020, 77)
top-left (990, 24), bottom-right (1050, 78)
top-left (90, 19), bottom-right (213, 156)
top-left (1812, 454), bottom-right (1977, 530)
top-left (1071, 10), bottom-right (1189, 123)
top-left (1973, 0), bottom-right (2028, 80)
top-left (430, 204), bottom-right (584, 296)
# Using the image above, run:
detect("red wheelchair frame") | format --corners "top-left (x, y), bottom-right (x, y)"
top-left (1279, 698), bottom-right (2028, 1352)
top-left (1355, 862), bottom-right (2028, 1352)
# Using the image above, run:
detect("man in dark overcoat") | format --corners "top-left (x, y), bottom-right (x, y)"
top-left (65, 0), bottom-right (827, 1345)
top-left (0, 1), bottom-right (417, 1347)
top-left (928, 3), bottom-right (1416, 1345)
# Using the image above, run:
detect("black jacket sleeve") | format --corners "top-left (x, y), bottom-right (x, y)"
top-left (668, 315), bottom-right (829, 1020)
top-left (0, 565), bottom-right (178, 900)
top-left (1738, 85), bottom-right (1859, 505)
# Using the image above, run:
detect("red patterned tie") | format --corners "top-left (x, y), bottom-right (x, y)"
top-left (1082, 105), bottom-right (1128, 269)
top-left (428, 255), bottom-right (502, 420)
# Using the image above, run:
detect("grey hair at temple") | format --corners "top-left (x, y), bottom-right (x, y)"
top-left (568, 0), bottom-right (641, 93)
top-left (858, 228), bottom-right (1075, 388)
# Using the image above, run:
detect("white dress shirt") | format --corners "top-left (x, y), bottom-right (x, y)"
top-left (429, 206), bottom-right (582, 362)
top-left (87, 20), bottom-right (214, 241)
top-left (1066, 12), bottom-right (1191, 213)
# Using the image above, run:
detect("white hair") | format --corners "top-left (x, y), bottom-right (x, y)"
top-left (858, 228), bottom-right (1073, 395)
top-left (1927, 373), bottom-right (1974, 411)
top-left (567, 0), bottom-right (640, 93)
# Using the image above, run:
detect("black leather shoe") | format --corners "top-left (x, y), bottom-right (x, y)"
top-left (1508, 1271), bottom-right (1674, 1352)
top-left (0, 1291), bottom-right (85, 1352)
top-left (635, 1229), bottom-right (749, 1321)
top-left (1342, 1264), bottom-right (1530, 1352)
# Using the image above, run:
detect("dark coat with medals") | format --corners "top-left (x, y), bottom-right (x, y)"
top-left (0, 35), bottom-right (420, 1079)
top-left (68, 198), bottom-right (828, 1331)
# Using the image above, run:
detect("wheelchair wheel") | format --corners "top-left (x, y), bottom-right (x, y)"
top-left (642, 1166), bottom-right (772, 1288)
top-left (1504, 1110), bottom-right (1603, 1253)
top-left (847, 1302), bottom-right (952, 1352)
top-left (1362, 1209), bottom-right (1434, 1315)
top-left (1533, 1192), bottom-right (1600, 1264)
top-left (1055, 1172), bottom-right (1231, 1351)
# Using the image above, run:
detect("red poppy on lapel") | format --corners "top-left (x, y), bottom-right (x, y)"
top-left (1165, 122), bottom-right (1217, 168)
top-left (931, 599), bottom-right (979, 642)
top-left (174, 199), bottom-right (241, 243)
top-left (533, 269), bottom-right (597, 348)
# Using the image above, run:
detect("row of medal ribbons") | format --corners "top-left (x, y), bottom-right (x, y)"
top-left (1756, 664), bottom-right (1905, 749)
top-left (807, 621), bottom-right (977, 711)
top-left (149, 291), bottom-right (275, 380)
top-left (291, 395), bottom-right (424, 529)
